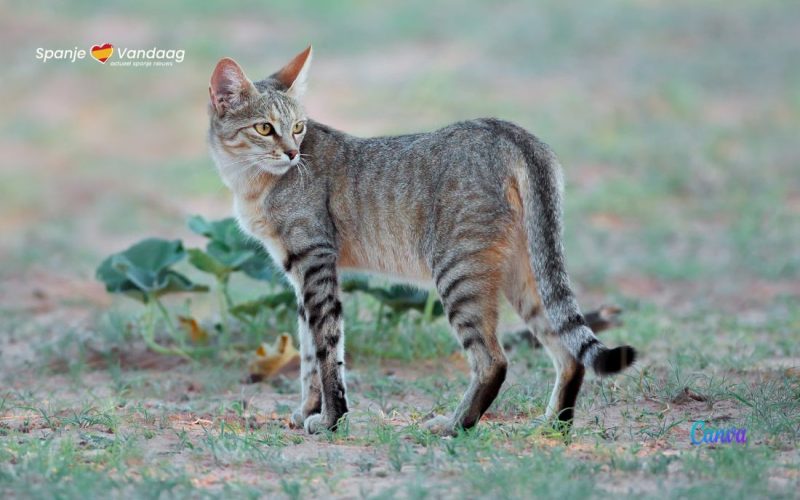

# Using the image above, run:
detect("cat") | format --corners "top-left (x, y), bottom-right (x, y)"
top-left (207, 46), bottom-right (637, 435)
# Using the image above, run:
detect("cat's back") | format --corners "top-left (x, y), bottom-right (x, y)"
top-left (306, 118), bottom-right (523, 183)
top-left (355, 118), bottom-right (503, 153)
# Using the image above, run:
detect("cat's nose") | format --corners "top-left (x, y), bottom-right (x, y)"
top-left (286, 149), bottom-right (299, 160)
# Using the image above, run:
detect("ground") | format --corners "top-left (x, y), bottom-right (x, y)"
top-left (1, 1), bottom-right (799, 498)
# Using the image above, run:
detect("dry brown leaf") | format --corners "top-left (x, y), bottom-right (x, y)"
top-left (247, 333), bottom-right (300, 380)
top-left (670, 387), bottom-right (708, 405)
top-left (178, 316), bottom-right (209, 344)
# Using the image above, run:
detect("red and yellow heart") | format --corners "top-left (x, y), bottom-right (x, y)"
top-left (90, 43), bottom-right (114, 63)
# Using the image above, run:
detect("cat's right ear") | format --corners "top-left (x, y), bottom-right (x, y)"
top-left (209, 58), bottom-right (255, 116)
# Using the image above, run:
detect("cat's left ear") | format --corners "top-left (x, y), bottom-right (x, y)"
top-left (272, 45), bottom-right (312, 100)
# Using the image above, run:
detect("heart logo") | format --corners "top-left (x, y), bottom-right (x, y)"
top-left (90, 43), bottom-right (114, 63)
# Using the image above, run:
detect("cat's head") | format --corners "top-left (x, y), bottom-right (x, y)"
top-left (208, 46), bottom-right (312, 184)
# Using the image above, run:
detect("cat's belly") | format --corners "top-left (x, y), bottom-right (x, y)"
top-left (234, 196), bottom-right (432, 288)
top-left (338, 237), bottom-right (432, 288)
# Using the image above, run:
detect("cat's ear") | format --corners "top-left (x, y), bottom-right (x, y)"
top-left (209, 58), bottom-right (256, 115)
top-left (272, 45), bottom-right (312, 100)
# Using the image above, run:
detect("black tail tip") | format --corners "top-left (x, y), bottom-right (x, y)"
top-left (594, 345), bottom-right (637, 376)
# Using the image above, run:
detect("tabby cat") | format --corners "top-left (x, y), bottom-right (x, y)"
top-left (208, 46), bottom-right (637, 435)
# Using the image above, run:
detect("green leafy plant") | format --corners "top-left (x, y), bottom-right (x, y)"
top-left (185, 216), bottom-right (284, 340)
top-left (96, 238), bottom-right (208, 357)
top-left (229, 291), bottom-right (296, 318)
top-left (341, 278), bottom-right (444, 328)
top-left (186, 215), bottom-right (280, 283)
top-left (96, 216), bottom-right (446, 358)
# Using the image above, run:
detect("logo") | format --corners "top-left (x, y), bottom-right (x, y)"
top-left (90, 43), bottom-right (114, 63)
top-left (35, 43), bottom-right (184, 67)
top-left (111, 47), bottom-right (185, 67)
top-left (690, 420), bottom-right (747, 445)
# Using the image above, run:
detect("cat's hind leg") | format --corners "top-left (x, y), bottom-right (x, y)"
top-left (423, 248), bottom-right (508, 435)
top-left (502, 247), bottom-right (584, 426)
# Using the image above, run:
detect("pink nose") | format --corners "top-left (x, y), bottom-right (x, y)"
top-left (286, 149), bottom-right (299, 160)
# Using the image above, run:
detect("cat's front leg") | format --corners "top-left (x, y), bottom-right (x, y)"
top-left (290, 304), bottom-right (322, 428)
top-left (286, 242), bottom-right (349, 433)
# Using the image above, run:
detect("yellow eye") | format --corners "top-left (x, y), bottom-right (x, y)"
top-left (254, 122), bottom-right (272, 136)
top-left (292, 121), bottom-right (305, 134)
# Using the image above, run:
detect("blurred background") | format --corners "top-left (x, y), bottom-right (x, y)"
top-left (1, 0), bottom-right (799, 351)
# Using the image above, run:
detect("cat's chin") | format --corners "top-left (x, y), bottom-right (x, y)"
top-left (260, 162), bottom-right (294, 175)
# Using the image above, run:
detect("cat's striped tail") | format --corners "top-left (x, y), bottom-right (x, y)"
top-left (489, 119), bottom-right (637, 376)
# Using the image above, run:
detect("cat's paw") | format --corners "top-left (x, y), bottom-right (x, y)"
top-left (290, 407), bottom-right (307, 429)
top-left (421, 414), bottom-right (458, 436)
top-left (303, 414), bottom-right (326, 434)
top-left (303, 411), bottom-right (348, 434)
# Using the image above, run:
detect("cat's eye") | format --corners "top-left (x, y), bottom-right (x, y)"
top-left (254, 122), bottom-right (273, 136)
top-left (292, 121), bottom-right (305, 134)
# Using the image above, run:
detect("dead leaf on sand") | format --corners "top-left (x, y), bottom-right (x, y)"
top-left (671, 387), bottom-right (708, 405)
top-left (246, 333), bottom-right (300, 383)
top-left (178, 316), bottom-right (209, 344)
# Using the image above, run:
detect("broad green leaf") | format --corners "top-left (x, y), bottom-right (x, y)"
top-left (341, 274), bottom-right (371, 293)
top-left (362, 285), bottom-right (444, 317)
top-left (206, 241), bottom-right (254, 269)
top-left (342, 275), bottom-right (444, 318)
top-left (152, 271), bottom-right (209, 299)
top-left (230, 291), bottom-right (297, 317)
top-left (239, 255), bottom-right (280, 282)
top-left (187, 215), bottom-right (281, 282)
top-left (187, 248), bottom-right (230, 279)
top-left (188, 215), bottom-right (254, 252)
top-left (96, 238), bottom-right (208, 302)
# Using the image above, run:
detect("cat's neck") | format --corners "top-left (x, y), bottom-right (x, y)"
top-left (231, 169), bottom-right (279, 203)
top-left (302, 119), bottom-right (351, 151)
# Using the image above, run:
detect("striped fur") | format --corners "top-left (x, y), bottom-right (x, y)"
top-left (208, 48), bottom-right (638, 434)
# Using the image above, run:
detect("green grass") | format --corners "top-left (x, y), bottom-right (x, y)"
top-left (1, 347), bottom-right (798, 497)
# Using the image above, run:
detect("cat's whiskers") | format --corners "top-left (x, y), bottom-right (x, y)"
top-left (295, 160), bottom-right (306, 190)
top-left (296, 158), bottom-right (312, 190)
top-left (223, 152), bottom-right (281, 169)
top-left (222, 154), bottom-right (264, 167)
